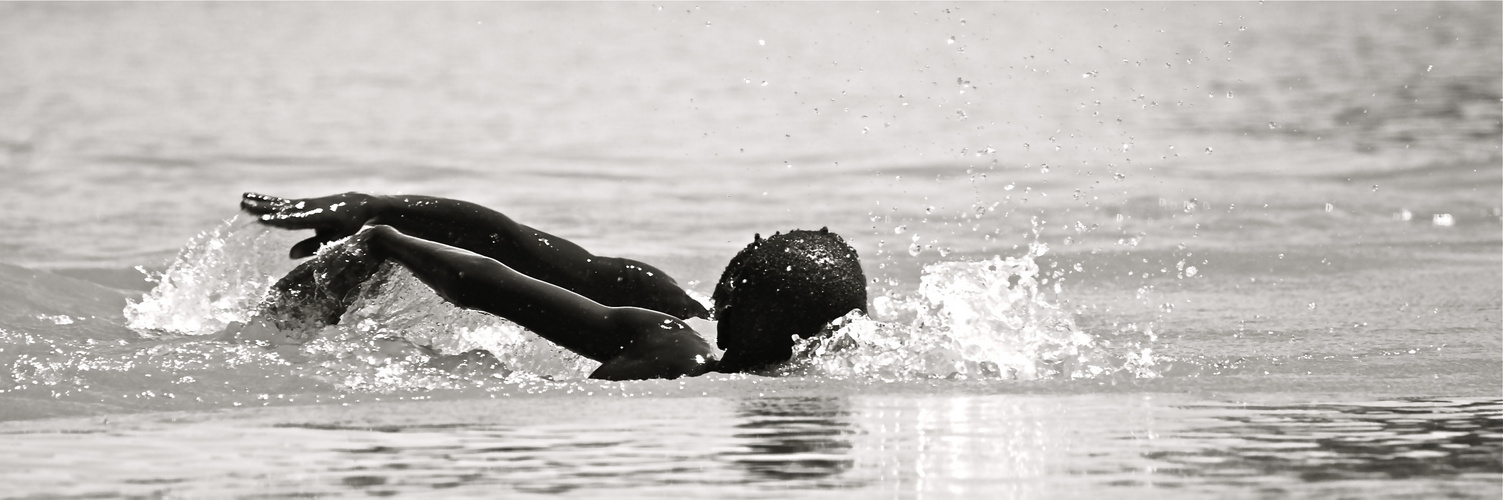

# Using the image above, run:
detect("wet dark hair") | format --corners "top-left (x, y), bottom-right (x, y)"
top-left (712, 228), bottom-right (867, 372)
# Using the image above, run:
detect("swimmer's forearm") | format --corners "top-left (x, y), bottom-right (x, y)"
top-left (367, 226), bottom-right (625, 362)
top-left (244, 191), bottom-right (706, 319)
top-left (366, 195), bottom-right (596, 282)
top-left (363, 195), bottom-right (709, 317)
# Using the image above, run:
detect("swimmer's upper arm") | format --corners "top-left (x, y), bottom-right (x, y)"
top-left (370, 225), bottom-right (625, 362)
top-left (368, 195), bottom-right (597, 280)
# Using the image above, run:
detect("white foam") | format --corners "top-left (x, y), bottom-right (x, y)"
top-left (124, 217), bottom-right (300, 337)
top-left (783, 243), bottom-right (1159, 381)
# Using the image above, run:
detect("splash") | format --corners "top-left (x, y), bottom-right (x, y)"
top-left (782, 243), bottom-right (1159, 381)
top-left (124, 217), bottom-right (301, 337)
top-left (120, 217), bottom-right (592, 392)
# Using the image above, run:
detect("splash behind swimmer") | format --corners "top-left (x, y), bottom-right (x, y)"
top-left (233, 192), bottom-right (866, 380)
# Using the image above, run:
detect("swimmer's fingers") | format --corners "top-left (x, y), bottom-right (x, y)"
top-left (242, 192), bottom-right (377, 259)
top-left (289, 229), bottom-right (343, 259)
top-left (242, 192), bottom-right (323, 230)
top-left (287, 224), bottom-right (394, 259)
top-left (240, 192), bottom-right (291, 216)
top-left (242, 191), bottom-right (372, 230)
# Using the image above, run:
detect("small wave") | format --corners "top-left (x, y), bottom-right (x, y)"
top-left (781, 243), bottom-right (1159, 381)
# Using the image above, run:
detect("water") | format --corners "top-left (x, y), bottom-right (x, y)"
top-left (5, 394), bottom-right (1498, 498)
top-left (0, 2), bottom-right (1499, 498)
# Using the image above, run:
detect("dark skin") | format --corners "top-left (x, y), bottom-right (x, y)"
top-left (241, 192), bottom-right (709, 320)
top-left (238, 192), bottom-right (718, 380)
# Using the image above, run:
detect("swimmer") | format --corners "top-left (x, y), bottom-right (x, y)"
top-left (231, 192), bottom-right (867, 380)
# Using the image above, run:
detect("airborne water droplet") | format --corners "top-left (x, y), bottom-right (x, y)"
top-left (908, 243), bottom-right (923, 256)
top-left (894, 225), bottom-right (907, 234)
top-left (1185, 266), bottom-right (1197, 277)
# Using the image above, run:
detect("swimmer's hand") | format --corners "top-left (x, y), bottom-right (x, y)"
top-left (241, 192), bottom-right (379, 259)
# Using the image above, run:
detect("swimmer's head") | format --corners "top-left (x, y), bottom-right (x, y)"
top-left (712, 228), bottom-right (867, 372)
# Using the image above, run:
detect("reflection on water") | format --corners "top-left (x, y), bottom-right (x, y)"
top-left (850, 394), bottom-right (1086, 498)
top-left (726, 397), bottom-right (856, 484)
top-left (296, 396), bottom-right (864, 495)
top-left (1152, 399), bottom-right (1503, 484)
top-left (0, 393), bottom-right (1497, 498)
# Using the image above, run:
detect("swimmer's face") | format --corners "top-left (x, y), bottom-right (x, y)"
top-left (712, 228), bottom-right (867, 373)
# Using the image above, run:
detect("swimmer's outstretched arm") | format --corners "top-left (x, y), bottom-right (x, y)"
top-left (240, 192), bottom-right (707, 320)
top-left (363, 225), bottom-right (718, 380)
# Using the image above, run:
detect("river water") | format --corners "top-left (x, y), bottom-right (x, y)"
top-left (0, 2), bottom-right (1499, 498)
